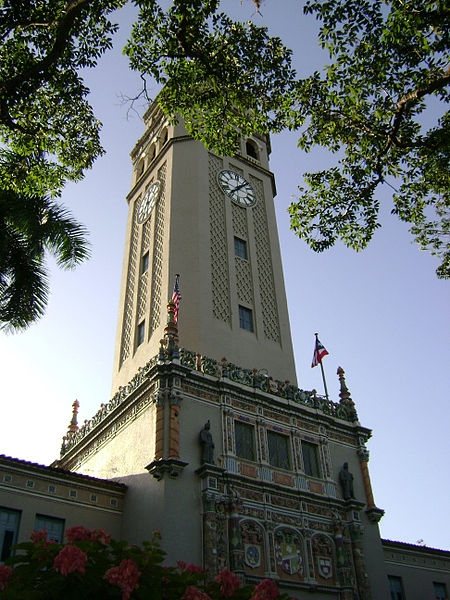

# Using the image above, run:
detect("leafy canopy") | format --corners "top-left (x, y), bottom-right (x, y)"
top-left (0, 0), bottom-right (123, 330)
top-left (288, 0), bottom-right (450, 278)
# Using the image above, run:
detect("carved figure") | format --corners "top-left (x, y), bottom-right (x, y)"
top-left (199, 420), bottom-right (215, 464)
top-left (339, 462), bottom-right (355, 500)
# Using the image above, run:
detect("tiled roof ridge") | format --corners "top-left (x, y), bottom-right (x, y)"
top-left (0, 454), bottom-right (126, 489)
top-left (382, 538), bottom-right (450, 555)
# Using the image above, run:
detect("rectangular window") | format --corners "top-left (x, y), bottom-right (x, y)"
top-left (235, 421), bottom-right (256, 461)
top-left (388, 576), bottom-right (405, 600)
top-left (137, 320), bottom-right (145, 347)
top-left (268, 431), bottom-right (291, 469)
top-left (234, 237), bottom-right (248, 260)
top-left (239, 306), bottom-right (253, 332)
top-left (34, 515), bottom-right (65, 543)
top-left (141, 251), bottom-right (149, 274)
top-left (0, 508), bottom-right (21, 561)
top-left (302, 441), bottom-right (321, 477)
top-left (434, 582), bottom-right (448, 600)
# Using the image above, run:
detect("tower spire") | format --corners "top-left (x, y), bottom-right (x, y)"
top-left (159, 300), bottom-right (180, 361)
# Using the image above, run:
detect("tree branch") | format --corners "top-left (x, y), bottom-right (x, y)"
top-left (0, 0), bottom-right (91, 97)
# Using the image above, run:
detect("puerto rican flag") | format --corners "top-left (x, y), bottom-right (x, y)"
top-left (311, 336), bottom-right (329, 368)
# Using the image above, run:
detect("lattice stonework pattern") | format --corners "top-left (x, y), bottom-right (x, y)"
top-left (250, 175), bottom-right (281, 343)
top-left (150, 163), bottom-right (167, 334)
top-left (232, 201), bottom-right (247, 238)
top-left (119, 202), bottom-right (139, 366)
top-left (209, 154), bottom-right (231, 324)
top-left (232, 204), bottom-right (254, 306)
top-left (137, 217), bottom-right (152, 321)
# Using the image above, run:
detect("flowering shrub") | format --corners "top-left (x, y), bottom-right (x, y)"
top-left (0, 566), bottom-right (12, 593)
top-left (53, 545), bottom-right (88, 576)
top-left (0, 527), bottom-right (291, 600)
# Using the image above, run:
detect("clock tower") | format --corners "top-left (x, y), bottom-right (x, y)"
top-left (111, 100), bottom-right (297, 393)
top-left (58, 98), bottom-right (389, 598)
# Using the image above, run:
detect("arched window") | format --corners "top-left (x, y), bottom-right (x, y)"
top-left (160, 127), bottom-right (169, 146)
top-left (136, 158), bottom-right (145, 179)
top-left (246, 139), bottom-right (259, 160)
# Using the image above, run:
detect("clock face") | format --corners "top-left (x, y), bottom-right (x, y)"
top-left (217, 170), bottom-right (256, 207)
top-left (137, 181), bottom-right (161, 223)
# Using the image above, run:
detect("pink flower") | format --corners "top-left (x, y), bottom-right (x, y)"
top-left (251, 579), bottom-right (280, 600)
top-left (178, 559), bottom-right (187, 571)
top-left (0, 565), bottom-right (13, 592)
top-left (181, 585), bottom-right (212, 600)
top-left (186, 563), bottom-right (205, 574)
top-left (30, 529), bottom-right (48, 543)
top-left (90, 529), bottom-right (112, 545)
top-left (65, 526), bottom-right (92, 543)
top-left (214, 569), bottom-right (241, 597)
top-left (53, 545), bottom-right (88, 576)
top-left (104, 559), bottom-right (141, 600)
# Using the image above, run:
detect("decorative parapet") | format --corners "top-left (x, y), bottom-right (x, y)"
top-left (180, 348), bottom-right (359, 423)
top-left (60, 348), bottom-right (359, 458)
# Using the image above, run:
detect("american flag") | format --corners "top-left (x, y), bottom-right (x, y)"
top-left (171, 274), bottom-right (181, 323)
top-left (311, 336), bottom-right (329, 368)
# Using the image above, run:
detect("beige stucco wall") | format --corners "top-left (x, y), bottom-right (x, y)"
top-left (384, 542), bottom-right (450, 599)
top-left (0, 458), bottom-right (125, 546)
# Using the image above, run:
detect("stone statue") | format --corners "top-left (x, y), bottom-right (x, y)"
top-left (339, 462), bottom-right (355, 500)
top-left (199, 420), bottom-right (214, 464)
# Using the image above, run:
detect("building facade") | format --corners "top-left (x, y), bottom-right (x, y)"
top-left (1, 101), bottom-right (449, 599)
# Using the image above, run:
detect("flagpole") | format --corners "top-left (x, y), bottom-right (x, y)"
top-left (315, 332), bottom-right (329, 401)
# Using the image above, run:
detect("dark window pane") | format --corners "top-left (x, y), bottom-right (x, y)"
top-left (246, 140), bottom-right (259, 160)
top-left (137, 321), bottom-right (145, 346)
top-left (302, 441), bottom-right (321, 477)
top-left (268, 431), bottom-right (290, 469)
top-left (388, 576), bottom-right (405, 600)
top-left (35, 515), bottom-right (65, 543)
top-left (235, 422), bottom-right (255, 461)
top-left (239, 306), bottom-right (253, 332)
top-left (434, 582), bottom-right (448, 600)
top-left (141, 252), bottom-right (149, 274)
top-left (234, 237), bottom-right (248, 260)
top-left (0, 508), bottom-right (21, 560)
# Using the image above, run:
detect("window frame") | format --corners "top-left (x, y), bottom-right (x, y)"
top-left (235, 421), bottom-right (256, 461)
top-left (141, 251), bottom-right (149, 274)
top-left (301, 441), bottom-right (321, 478)
top-left (267, 430), bottom-right (291, 470)
top-left (0, 507), bottom-right (21, 561)
top-left (234, 237), bottom-right (248, 260)
top-left (238, 305), bottom-right (254, 332)
top-left (136, 320), bottom-right (145, 347)
top-left (388, 575), bottom-right (405, 600)
top-left (433, 581), bottom-right (448, 600)
top-left (34, 514), bottom-right (65, 543)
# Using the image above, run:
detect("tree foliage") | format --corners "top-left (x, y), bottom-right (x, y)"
top-left (288, 0), bottom-right (450, 278)
top-left (124, 0), bottom-right (298, 155)
top-left (0, 0), bottom-right (123, 329)
top-left (1, 0), bottom-right (448, 331)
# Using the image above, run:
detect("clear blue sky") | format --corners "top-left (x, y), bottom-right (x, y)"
top-left (1, 1), bottom-right (449, 550)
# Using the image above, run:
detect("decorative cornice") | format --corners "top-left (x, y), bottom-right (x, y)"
top-left (146, 458), bottom-right (188, 480)
top-left (59, 348), bottom-right (360, 461)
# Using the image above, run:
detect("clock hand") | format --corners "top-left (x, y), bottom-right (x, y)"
top-left (233, 182), bottom-right (247, 193)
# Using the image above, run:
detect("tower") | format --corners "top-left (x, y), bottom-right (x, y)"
top-left (111, 100), bottom-right (297, 394)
